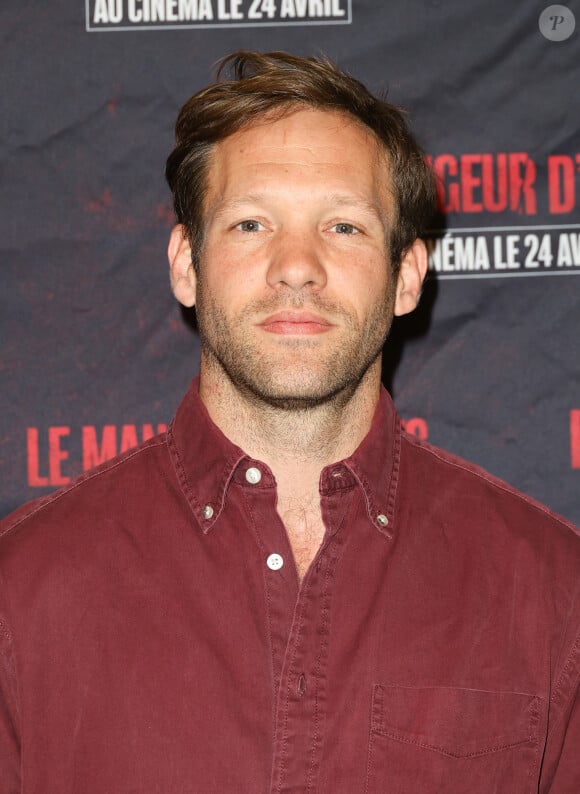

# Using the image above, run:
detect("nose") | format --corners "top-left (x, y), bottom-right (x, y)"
top-left (266, 230), bottom-right (327, 293)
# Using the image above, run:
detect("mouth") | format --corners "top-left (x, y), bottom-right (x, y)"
top-left (257, 310), bottom-right (335, 336)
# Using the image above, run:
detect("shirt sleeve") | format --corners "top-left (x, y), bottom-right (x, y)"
top-left (0, 612), bottom-right (20, 793)
top-left (541, 634), bottom-right (580, 792)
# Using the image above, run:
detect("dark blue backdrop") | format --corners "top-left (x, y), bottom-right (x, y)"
top-left (1, 0), bottom-right (578, 523)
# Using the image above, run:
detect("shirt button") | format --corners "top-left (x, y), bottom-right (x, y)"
top-left (267, 553), bottom-right (284, 571)
top-left (202, 505), bottom-right (214, 520)
top-left (245, 467), bottom-right (262, 485)
top-left (376, 513), bottom-right (388, 527)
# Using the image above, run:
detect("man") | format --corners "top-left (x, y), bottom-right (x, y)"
top-left (0, 51), bottom-right (579, 793)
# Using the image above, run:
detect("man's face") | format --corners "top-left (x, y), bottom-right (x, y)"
top-left (175, 108), bottom-right (414, 410)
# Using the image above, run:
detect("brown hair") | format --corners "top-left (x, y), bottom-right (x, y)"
top-left (165, 50), bottom-right (435, 269)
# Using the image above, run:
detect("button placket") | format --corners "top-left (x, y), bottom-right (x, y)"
top-left (271, 533), bottom-right (344, 793)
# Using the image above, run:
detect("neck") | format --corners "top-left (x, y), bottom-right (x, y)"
top-left (198, 358), bottom-right (382, 483)
top-left (199, 359), bottom-right (382, 581)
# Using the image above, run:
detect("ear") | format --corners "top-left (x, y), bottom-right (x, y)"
top-left (168, 224), bottom-right (197, 307)
top-left (394, 239), bottom-right (428, 317)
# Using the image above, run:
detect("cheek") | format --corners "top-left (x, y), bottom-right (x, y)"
top-left (197, 272), bottom-right (265, 330)
top-left (198, 246), bottom-right (254, 302)
top-left (335, 257), bottom-right (391, 304)
top-left (203, 235), bottom-right (267, 281)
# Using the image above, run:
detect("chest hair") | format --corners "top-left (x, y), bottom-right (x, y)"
top-left (277, 495), bottom-right (326, 581)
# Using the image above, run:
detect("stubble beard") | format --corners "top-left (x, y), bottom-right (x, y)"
top-left (195, 282), bottom-right (396, 413)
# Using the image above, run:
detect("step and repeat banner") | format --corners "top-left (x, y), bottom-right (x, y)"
top-left (1, 1), bottom-right (578, 523)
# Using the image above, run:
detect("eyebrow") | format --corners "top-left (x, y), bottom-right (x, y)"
top-left (209, 194), bottom-right (267, 220)
top-left (327, 194), bottom-right (388, 226)
top-left (210, 193), bottom-right (389, 230)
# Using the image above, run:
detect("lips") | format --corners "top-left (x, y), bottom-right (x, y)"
top-left (258, 311), bottom-right (334, 335)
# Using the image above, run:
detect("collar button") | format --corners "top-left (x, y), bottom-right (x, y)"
top-left (245, 466), bottom-right (262, 485)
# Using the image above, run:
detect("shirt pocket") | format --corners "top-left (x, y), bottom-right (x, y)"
top-left (364, 684), bottom-right (541, 794)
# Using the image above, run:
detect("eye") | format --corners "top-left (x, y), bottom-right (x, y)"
top-left (236, 219), bottom-right (264, 233)
top-left (330, 222), bottom-right (360, 235)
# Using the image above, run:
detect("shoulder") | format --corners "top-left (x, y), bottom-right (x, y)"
top-left (0, 429), bottom-right (189, 635)
top-left (0, 431), bottom-right (172, 552)
top-left (400, 429), bottom-right (577, 530)
top-left (397, 431), bottom-right (580, 693)
top-left (398, 429), bottom-right (580, 565)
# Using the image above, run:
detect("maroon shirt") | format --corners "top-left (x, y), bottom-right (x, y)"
top-left (1, 381), bottom-right (579, 793)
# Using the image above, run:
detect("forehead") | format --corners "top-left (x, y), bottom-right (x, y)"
top-left (204, 107), bottom-right (392, 207)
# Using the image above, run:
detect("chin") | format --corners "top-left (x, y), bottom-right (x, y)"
top-left (238, 372), bottom-right (361, 412)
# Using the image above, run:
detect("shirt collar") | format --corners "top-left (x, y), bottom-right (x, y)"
top-left (168, 378), bottom-right (401, 540)
top-left (340, 387), bottom-right (401, 539)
